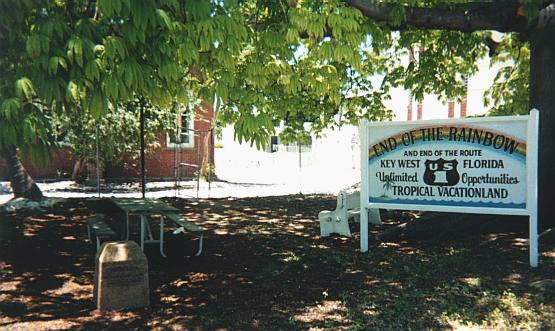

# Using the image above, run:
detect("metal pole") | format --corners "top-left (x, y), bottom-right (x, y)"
top-left (95, 122), bottom-right (100, 198)
top-left (196, 130), bottom-right (201, 198)
top-left (298, 141), bottom-right (302, 194)
top-left (140, 99), bottom-right (146, 199)
top-left (208, 128), bottom-right (213, 197)
top-left (360, 119), bottom-right (369, 252)
top-left (174, 103), bottom-right (180, 197)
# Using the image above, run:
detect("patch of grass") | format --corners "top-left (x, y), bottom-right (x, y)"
top-left (330, 238), bottom-right (554, 330)
top-left (439, 290), bottom-right (546, 330)
top-left (339, 280), bottom-right (552, 330)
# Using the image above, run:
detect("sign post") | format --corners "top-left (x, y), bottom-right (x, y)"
top-left (360, 110), bottom-right (539, 267)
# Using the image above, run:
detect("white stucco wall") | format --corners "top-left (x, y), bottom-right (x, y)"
top-left (216, 58), bottom-right (499, 192)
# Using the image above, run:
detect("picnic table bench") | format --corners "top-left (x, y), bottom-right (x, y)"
top-left (165, 213), bottom-right (204, 256)
top-left (87, 213), bottom-right (119, 251)
top-left (85, 198), bottom-right (206, 257)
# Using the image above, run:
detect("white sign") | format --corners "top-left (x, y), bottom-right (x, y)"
top-left (359, 110), bottom-right (539, 267)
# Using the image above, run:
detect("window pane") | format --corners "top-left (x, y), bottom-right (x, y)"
top-left (181, 112), bottom-right (190, 143)
top-left (168, 109), bottom-right (193, 146)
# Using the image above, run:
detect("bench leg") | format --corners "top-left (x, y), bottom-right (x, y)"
top-left (333, 210), bottom-right (350, 237)
top-left (318, 211), bottom-right (334, 237)
top-left (369, 208), bottom-right (382, 225)
top-left (194, 233), bottom-right (204, 256)
top-left (171, 227), bottom-right (204, 256)
top-left (320, 219), bottom-right (332, 237)
top-left (159, 216), bottom-right (166, 258)
top-left (87, 225), bottom-right (91, 242)
top-left (96, 236), bottom-right (101, 251)
top-left (335, 219), bottom-right (352, 237)
top-left (140, 215), bottom-right (145, 251)
top-left (125, 211), bottom-right (130, 240)
top-left (145, 218), bottom-right (155, 240)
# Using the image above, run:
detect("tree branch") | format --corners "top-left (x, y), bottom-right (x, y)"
top-left (343, 0), bottom-right (529, 33)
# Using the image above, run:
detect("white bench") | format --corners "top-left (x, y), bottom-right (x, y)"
top-left (318, 189), bottom-right (381, 237)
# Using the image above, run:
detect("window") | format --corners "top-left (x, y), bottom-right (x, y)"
top-left (167, 111), bottom-right (194, 148)
top-left (265, 135), bottom-right (312, 153)
top-left (266, 136), bottom-right (279, 153)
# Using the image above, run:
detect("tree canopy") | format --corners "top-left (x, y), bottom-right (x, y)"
top-left (2, 1), bottom-right (554, 223)
top-left (2, 0), bottom-right (539, 155)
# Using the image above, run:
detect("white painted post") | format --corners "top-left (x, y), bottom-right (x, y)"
top-left (528, 109), bottom-right (539, 267)
top-left (359, 120), bottom-right (369, 252)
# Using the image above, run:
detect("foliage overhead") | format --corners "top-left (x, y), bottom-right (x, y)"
top-left (0, 0), bottom-right (536, 156)
top-left (484, 33), bottom-right (530, 116)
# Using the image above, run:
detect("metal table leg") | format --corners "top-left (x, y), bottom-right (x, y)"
top-left (140, 214), bottom-right (145, 251)
top-left (159, 215), bottom-right (166, 258)
top-left (145, 218), bottom-right (154, 240)
top-left (125, 211), bottom-right (130, 240)
top-left (194, 233), bottom-right (204, 256)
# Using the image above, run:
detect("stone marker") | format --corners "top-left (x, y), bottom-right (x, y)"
top-left (94, 241), bottom-right (149, 311)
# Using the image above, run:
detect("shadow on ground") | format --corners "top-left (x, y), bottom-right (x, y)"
top-left (0, 195), bottom-right (553, 330)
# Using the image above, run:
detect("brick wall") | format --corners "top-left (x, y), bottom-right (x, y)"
top-left (448, 100), bottom-right (455, 118)
top-left (0, 104), bottom-right (214, 181)
top-left (0, 148), bottom-right (77, 180)
top-left (460, 98), bottom-right (467, 118)
top-left (416, 102), bottom-right (423, 120)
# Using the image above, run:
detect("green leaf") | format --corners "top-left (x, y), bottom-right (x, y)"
top-left (88, 90), bottom-right (107, 119)
top-left (1, 98), bottom-right (22, 121)
top-left (286, 28), bottom-right (298, 44)
top-left (156, 9), bottom-right (173, 31)
top-left (66, 81), bottom-right (80, 103)
top-left (85, 60), bottom-right (100, 81)
top-left (113, 0), bottom-right (122, 14)
top-left (179, 38), bottom-right (199, 64)
top-left (67, 36), bottom-right (84, 67)
top-left (131, 0), bottom-right (147, 30)
top-left (48, 56), bottom-right (60, 75)
top-left (186, 0), bottom-right (211, 20)
top-left (15, 77), bottom-right (36, 101)
top-left (26, 34), bottom-right (42, 58)
top-left (98, 0), bottom-right (113, 17)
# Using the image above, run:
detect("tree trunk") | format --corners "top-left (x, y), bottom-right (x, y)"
top-left (200, 99), bottom-right (219, 180)
top-left (200, 129), bottom-right (215, 180)
top-left (1, 148), bottom-right (43, 201)
top-left (71, 158), bottom-right (87, 183)
top-left (529, 26), bottom-right (555, 232)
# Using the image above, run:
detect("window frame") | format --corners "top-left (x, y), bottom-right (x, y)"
top-left (167, 110), bottom-right (195, 149)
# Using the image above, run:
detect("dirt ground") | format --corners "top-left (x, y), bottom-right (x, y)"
top-left (1, 195), bottom-right (554, 330)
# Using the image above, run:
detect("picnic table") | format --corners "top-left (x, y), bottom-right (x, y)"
top-left (110, 197), bottom-right (178, 257)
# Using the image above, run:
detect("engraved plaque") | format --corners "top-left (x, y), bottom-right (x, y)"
top-left (94, 241), bottom-right (149, 311)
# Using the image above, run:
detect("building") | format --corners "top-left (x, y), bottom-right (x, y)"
top-left (0, 103), bottom-right (214, 181)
